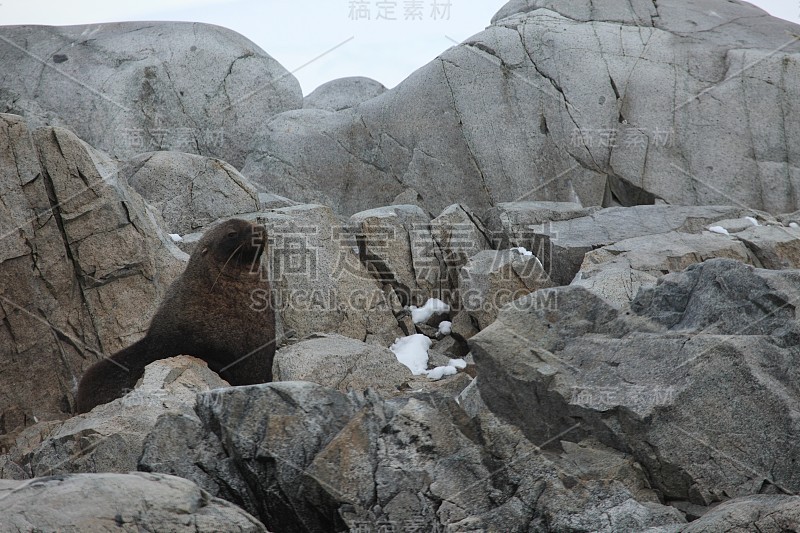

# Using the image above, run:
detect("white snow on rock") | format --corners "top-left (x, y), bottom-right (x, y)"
top-left (410, 298), bottom-right (450, 324)
top-left (511, 247), bottom-right (534, 257)
top-left (426, 365), bottom-right (458, 380)
top-left (708, 226), bottom-right (729, 235)
top-left (390, 334), bottom-right (431, 375)
top-left (389, 335), bottom-right (464, 380)
top-left (449, 358), bottom-right (467, 369)
top-left (745, 216), bottom-right (760, 226)
top-left (790, 222), bottom-right (799, 229)
top-left (438, 321), bottom-right (452, 336)
top-left (169, 234), bottom-right (183, 242)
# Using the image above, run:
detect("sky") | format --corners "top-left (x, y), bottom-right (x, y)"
top-left (2, 0), bottom-right (799, 95)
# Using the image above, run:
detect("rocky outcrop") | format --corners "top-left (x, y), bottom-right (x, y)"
top-left (123, 151), bottom-right (260, 235)
top-left (471, 258), bottom-right (800, 507)
top-left (0, 113), bottom-right (185, 436)
top-left (679, 495), bottom-right (800, 532)
top-left (3, 3), bottom-right (800, 529)
top-left (0, 22), bottom-right (302, 168)
top-left (0, 472), bottom-right (267, 532)
top-left (243, 0), bottom-right (800, 216)
top-left (304, 77), bottom-right (387, 111)
top-left (1, 356), bottom-right (227, 479)
top-left (137, 380), bottom-right (684, 532)
top-left (349, 205), bottom-right (446, 308)
top-left (533, 205), bottom-right (761, 285)
top-left (572, 230), bottom-right (758, 308)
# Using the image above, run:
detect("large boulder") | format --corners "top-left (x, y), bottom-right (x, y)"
top-left (259, 204), bottom-right (403, 345)
top-left (471, 258), bottom-right (800, 506)
top-left (273, 334), bottom-right (411, 395)
top-left (680, 495), bottom-right (800, 532)
top-left (1, 356), bottom-right (227, 479)
top-left (530, 205), bottom-right (760, 284)
top-left (0, 114), bottom-right (185, 434)
top-left (304, 77), bottom-right (387, 111)
top-left (0, 472), bottom-right (267, 532)
top-left (242, 0), bottom-right (800, 216)
top-left (459, 249), bottom-right (553, 329)
top-left (0, 22), bottom-right (302, 167)
top-left (123, 151), bottom-right (261, 235)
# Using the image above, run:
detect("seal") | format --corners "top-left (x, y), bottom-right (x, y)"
top-left (76, 218), bottom-right (275, 413)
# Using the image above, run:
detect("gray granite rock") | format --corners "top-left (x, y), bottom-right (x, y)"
top-left (532, 205), bottom-right (758, 285)
top-left (0, 22), bottom-right (302, 168)
top-left (123, 151), bottom-right (260, 235)
top-left (1, 356), bottom-right (227, 479)
top-left (459, 249), bottom-right (553, 329)
top-left (572, 231), bottom-right (757, 307)
top-left (0, 114), bottom-right (185, 435)
top-left (260, 204), bottom-right (403, 345)
top-left (350, 205), bottom-right (446, 307)
top-left (680, 495), bottom-right (800, 532)
top-left (304, 77), bottom-right (387, 111)
top-left (471, 259), bottom-right (800, 506)
top-left (273, 334), bottom-right (410, 395)
top-left (0, 472), bottom-right (266, 532)
top-left (244, 0), bottom-right (800, 216)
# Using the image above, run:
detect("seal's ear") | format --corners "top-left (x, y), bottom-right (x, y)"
top-left (201, 247), bottom-right (209, 255)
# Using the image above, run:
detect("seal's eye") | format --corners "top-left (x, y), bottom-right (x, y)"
top-left (227, 231), bottom-right (238, 239)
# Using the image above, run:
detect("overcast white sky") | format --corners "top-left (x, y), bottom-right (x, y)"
top-left (2, 1), bottom-right (799, 95)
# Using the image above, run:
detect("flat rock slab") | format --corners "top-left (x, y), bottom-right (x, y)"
top-left (0, 472), bottom-right (267, 532)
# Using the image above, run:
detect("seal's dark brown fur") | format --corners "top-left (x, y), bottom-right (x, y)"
top-left (76, 219), bottom-right (275, 413)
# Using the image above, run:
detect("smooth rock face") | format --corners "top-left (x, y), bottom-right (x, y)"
top-left (304, 77), bottom-right (387, 111)
top-left (0, 22), bottom-right (302, 168)
top-left (0, 114), bottom-right (185, 434)
top-left (123, 151), bottom-right (260, 235)
top-left (273, 334), bottom-right (410, 395)
top-left (244, 1), bottom-right (800, 216)
top-left (471, 258), bottom-right (800, 506)
top-left (0, 472), bottom-right (267, 532)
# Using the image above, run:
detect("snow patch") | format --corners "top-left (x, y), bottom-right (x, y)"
top-left (426, 365), bottom-right (458, 381)
top-left (511, 247), bottom-right (534, 257)
top-left (708, 226), bottom-right (729, 235)
top-left (410, 298), bottom-right (450, 324)
top-left (169, 234), bottom-right (183, 242)
top-left (438, 321), bottom-right (452, 336)
top-left (390, 334), bottom-right (431, 375)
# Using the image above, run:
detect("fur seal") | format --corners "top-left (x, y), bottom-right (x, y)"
top-left (76, 219), bottom-right (275, 413)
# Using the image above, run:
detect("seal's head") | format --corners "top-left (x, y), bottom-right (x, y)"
top-left (197, 218), bottom-right (266, 273)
